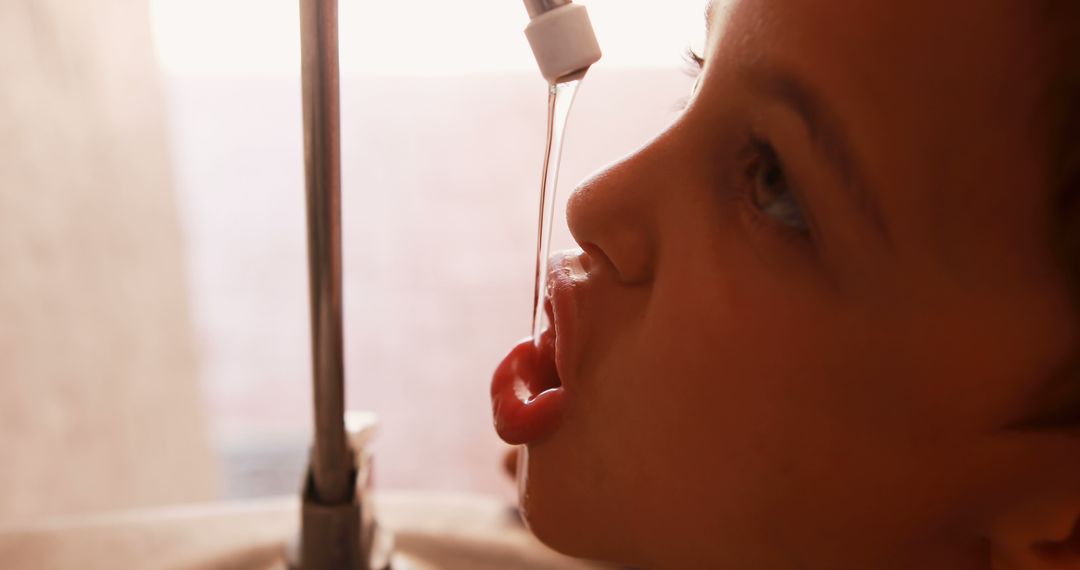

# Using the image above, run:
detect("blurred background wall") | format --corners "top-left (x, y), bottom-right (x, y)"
top-left (0, 0), bottom-right (214, 524)
top-left (152, 0), bottom-right (705, 500)
top-left (0, 0), bottom-right (705, 523)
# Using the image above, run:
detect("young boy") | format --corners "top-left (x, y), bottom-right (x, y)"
top-left (491, 0), bottom-right (1080, 568)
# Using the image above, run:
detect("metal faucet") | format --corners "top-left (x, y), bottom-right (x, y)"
top-left (523, 0), bottom-right (572, 19)
top-left (291, 1), bottom-right (389, 568)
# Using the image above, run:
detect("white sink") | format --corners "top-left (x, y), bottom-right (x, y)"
top-left (0, 492), bottom-right (607, 570)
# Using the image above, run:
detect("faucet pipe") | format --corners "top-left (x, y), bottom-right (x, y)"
top-left (300, 0), bottom-right (352, 507)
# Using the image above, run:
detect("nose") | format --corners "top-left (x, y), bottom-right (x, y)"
top-left (566, 149), bottom-right (660, 285)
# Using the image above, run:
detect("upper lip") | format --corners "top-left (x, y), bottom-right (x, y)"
top-left (545, 249), bottom-right (588, 388)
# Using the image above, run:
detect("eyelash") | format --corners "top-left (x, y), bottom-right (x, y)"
top-left (684, 47), bottom-right (705, 73)
top-left (676, 48), bottom-right (706, 110)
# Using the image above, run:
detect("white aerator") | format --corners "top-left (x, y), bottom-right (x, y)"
top-left (522, 0), bottom-right (602, 82)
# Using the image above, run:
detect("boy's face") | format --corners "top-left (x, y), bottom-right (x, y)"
top-left (500, 0), bottom-right (1080, 568)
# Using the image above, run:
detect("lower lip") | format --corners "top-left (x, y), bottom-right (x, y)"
top-left (490, 330), bottom-right (565, 445)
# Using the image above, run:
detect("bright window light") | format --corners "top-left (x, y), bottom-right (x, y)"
top-left (150, 0), bottom-right (708, 76)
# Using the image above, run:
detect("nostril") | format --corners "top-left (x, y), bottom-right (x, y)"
top-left (578, 239), bottom-right (653, 285)
top-left (573, 243), bottom-right (611, 281)
top-left (578, 243), bottom-right (607, 272)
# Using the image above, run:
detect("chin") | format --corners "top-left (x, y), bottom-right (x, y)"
top-left (516, 434), bottom-right (642, 568)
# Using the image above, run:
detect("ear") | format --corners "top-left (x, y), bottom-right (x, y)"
top-left (990, 499), bottom-right (1080, 570)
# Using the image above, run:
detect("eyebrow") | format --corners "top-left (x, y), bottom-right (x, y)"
top-left (740, 65), bottom-right (890, 239)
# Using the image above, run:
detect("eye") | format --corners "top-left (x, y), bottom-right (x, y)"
top-left (747, 139), bottom-right (809, 232)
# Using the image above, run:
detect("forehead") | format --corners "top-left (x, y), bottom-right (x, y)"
top-left (704, 0), bottom-right (1058, 137)
top-left (706, 0), bottom-right (1066, 276)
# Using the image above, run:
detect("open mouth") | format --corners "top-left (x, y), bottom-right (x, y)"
top-left (531, 299), bottom-right (562, 393)
top-left (490, 253), bottom-right (584, 445)
top-left (490, 312), bottom-right (564, 446)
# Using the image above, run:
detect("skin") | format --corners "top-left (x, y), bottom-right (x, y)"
top-left (507, 0), bottom-right (1080, 568)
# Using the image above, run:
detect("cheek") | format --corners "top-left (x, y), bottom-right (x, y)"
top-left (638, 261), bottom-right (828, 503)
top-left (656, 261), bottom-right (989, 558)
top-left (522, 190), bottom-right (986, 563)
